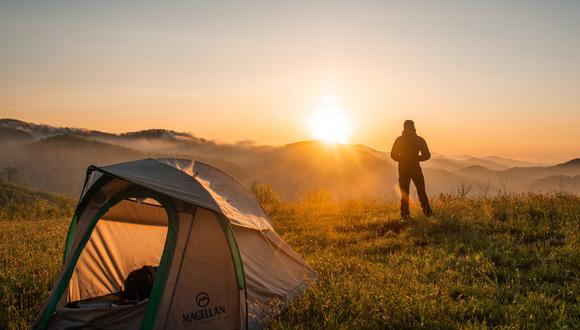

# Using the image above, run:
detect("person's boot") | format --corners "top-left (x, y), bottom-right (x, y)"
top-left (401, 204), bottom-right (410, 220)
top-left (422, 204), bottom-right (433, 217)
top-left (401, 206), bottom-right (411, 219)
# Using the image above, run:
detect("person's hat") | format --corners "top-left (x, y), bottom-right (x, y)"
top-left (404, 120), bottom-right (415, 130)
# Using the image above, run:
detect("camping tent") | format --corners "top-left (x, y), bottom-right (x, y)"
top-left (34, 158), bottom-right (316, 329)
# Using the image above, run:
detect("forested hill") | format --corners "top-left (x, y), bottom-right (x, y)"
top-left (0, 181), bottom-right (75, 220)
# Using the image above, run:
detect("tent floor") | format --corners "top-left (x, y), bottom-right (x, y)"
top-left (66, 292), bottom-right (124, 309)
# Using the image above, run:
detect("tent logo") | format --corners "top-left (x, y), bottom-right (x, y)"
top-left (196, 292), bottom-right (209, 308)
top-left (182, 292), bottom-right (226, 325)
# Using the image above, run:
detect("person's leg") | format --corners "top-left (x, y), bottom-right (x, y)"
top-left (412, 168), bottom-right (432, 216)
top-left (398, 169), bottom-right (411, 218)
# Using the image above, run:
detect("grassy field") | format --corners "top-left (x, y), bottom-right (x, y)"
top-left (1, 192), bottom-right (579, 329)
top-left (0, 219), bottom-right (68, 329)
top-left (0, 181), bottom-right (75, 221)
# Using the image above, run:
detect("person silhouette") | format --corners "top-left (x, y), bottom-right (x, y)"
top-left (390, 120), bottom-right (433, 218)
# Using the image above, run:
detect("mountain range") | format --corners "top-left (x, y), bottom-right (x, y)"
top-left (0, 118), bottom-right (578, 199)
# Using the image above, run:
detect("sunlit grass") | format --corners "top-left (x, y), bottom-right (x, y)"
top-left (0, 219), bottom-right (68, 329)
top-left (0, 192), bottom-right (578, 328)
top-left (265, 192), bottom-right (579, 329)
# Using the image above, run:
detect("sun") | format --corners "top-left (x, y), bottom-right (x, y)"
top-left (307, 108), bottom-right (352, 144)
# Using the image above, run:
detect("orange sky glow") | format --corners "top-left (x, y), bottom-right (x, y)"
top-left (1, 1), bottom-right (579, 162)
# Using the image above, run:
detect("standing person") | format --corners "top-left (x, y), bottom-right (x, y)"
top-left (390, 120), bottom-right (433, 218)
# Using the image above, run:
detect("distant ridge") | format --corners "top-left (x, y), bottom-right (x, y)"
top-left (526, 175), bottom-right (580, 194)
top-left (482, 155), bottom-right (537, 168)
top-left (556, 158), bottom-right (580, 168)
top-left (1, 118), bottom-right (578, 198)
top-left (0, 134), bottom-right (147, 194)
top-left (0, 118), bottom-right (273, 163)
top-left (30, 134), bottom-right (143, 152)
top-left (0, 180), bottom-right (75, 220)
top-left (0, 127), bottom-right (34, 144)
top-left (119, 129), bottom-right (209, 143)
top-left (0, 118), bottom-right (208, 143)
top-left (0, 118), bottom-right (114, 139)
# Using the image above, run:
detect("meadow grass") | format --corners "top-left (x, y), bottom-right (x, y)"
top-left (266, 193), bottom-right (579, 329)
top-left (0, 219), bottom-right (68, 329)
top-left (0, 193), bottom-right (578, 329)
top-left (0, 181), bottom-right (75, 221)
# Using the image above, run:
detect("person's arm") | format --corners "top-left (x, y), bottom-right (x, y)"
top-left (418, 137), bottom-right (431, 161)
top-left (390, 137), bottom-right (401, 162)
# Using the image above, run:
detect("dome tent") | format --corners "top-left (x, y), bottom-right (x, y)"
top-left (34, 158), bottom-right (316, 329)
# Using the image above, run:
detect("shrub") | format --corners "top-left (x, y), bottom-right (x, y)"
top-left (251, 182), bottom-right (281, 209)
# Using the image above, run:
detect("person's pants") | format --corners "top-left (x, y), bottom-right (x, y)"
top-left (398, 166), bottom-right (432, 217)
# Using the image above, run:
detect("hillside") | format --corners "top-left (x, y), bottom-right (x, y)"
top-left (424, 156), bottom-right (464, 171)
top-left (505, 158), bottom-right (580, 178)
top-left (527, 175), bottom-right (580, 194)
top-left (421, 168), bottom-right (479, 195)
top-left (482, 156), bottom-right (538, 168)
top-left (0, 118), bottom-right (272, 164)
top-left (0, 127), bottom-right (34, 145)
top-left (247, 141), bottom-right (398, 199)
top-left (438, 161), bottom-right (580, 195)
top-left (0, 135), bottom-right (147, 195)
top-left (0, 181), bottom-right (75, 220)
top-left (0, 118), bottom-right (115, 139)
top-left (461, 156), bottom-right (509, 171)
top-left (0, 118), bottom-right (578, 198)
top-left (455, 165), bottom-right (502, 182)
top-left (556, 158), bottom-right (580, 169)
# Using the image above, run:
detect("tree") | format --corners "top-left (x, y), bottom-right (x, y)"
top-left (251, 182), bottom-right (280, 208)
top-left (2, 167), bottom-right (21, 184)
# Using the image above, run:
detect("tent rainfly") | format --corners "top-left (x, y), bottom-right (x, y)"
top-left (34, 158), bottom-right (316, 329)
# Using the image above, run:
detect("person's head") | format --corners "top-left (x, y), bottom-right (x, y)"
top-left (403, 120), bottom-right (415, 131)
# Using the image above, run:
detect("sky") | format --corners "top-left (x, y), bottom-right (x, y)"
top-left (1, 0), bottom-right (579, 162)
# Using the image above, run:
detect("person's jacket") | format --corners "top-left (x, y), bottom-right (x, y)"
top-left (390, 129), bottom-right (431, 168)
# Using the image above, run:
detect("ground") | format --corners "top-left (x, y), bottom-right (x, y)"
top-left (0, 193), bottom-right (578, 329)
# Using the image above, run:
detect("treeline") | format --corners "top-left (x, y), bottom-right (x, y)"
top-left (0, 181), bottom-right (76, 220)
